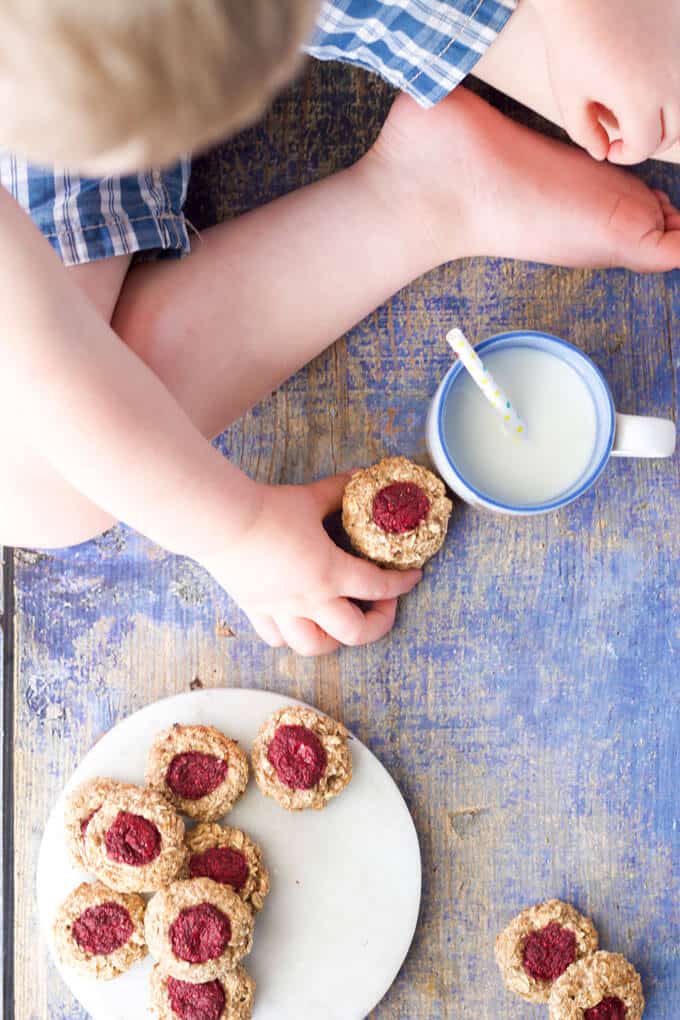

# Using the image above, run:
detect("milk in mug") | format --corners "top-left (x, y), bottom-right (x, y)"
top-left (441, 346), bottom-right (598, 506)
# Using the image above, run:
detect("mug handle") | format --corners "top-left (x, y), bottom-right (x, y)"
top-left (611, 413), bottom-right (677, 458)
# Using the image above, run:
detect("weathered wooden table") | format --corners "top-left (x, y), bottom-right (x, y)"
top-left (2, 65), bottom-right (679, 1019)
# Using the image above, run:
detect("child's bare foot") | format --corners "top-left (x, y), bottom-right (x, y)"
top-left (364, 87), bottom-right (680, 274)
top-left (529, 0), bottom-right (680, 164)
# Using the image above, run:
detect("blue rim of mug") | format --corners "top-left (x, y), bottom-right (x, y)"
top-left (436, 331), bottom-right (616, 513)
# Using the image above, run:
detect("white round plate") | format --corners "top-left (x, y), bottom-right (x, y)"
top-left (37, 689), bottom-right (421, 1020)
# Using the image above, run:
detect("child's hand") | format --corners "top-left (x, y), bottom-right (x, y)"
top-left (200, 474), bottom-right (422, 656)
top-left (531, 0), bottom-right (680, 164)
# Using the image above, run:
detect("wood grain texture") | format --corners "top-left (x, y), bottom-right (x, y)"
top-left (10, 62), bottom-right (680, 1019)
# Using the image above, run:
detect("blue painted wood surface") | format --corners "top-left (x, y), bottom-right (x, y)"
top-left (6, 67), bottom-right (680, 1019)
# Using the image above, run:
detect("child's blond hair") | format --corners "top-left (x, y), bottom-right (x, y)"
top-left (0, 0), bottom-right (317, 171)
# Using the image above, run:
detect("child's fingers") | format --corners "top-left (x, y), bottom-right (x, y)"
top-left (313, 597), bottom-right (397, 647)
top-left (308, 473), bottom-right (353, 517)
top-left (276, 615), bottom-right (340, 657)
top-left (336, 552), bottom-right (422, 601)
top-left (247, 612), bottom-right (285, 648)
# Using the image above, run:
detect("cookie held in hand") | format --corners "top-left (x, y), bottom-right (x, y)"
top-left (342, 456), bottom-right (451, 569)
top-left (495, 899), bottom-right (599, 1003)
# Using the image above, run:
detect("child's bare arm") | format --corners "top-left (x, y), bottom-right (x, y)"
top-left (530, 0), bottom-right (680, 164)
top-left (0, 185), bottom-right (258, 553)
top-left (0, 186), bottom-right (419, 652)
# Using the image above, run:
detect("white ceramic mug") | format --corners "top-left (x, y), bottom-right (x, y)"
top-left (426, 330), bottom-right (677, 516)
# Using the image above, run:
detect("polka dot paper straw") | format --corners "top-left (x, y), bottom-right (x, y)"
top-left (446, 328), bottom-right (527, 439)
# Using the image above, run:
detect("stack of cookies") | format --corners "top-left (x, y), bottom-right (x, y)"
top-left (52, 706), bottom-right (353, 1019)
top-left (496, 900), bottom-right (645, 1020)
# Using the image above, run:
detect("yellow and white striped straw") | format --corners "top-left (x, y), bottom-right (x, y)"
top-left (446, 328), bottom-right (527, 439)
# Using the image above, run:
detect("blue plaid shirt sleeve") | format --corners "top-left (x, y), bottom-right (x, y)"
top-left (0, 152), bottom-right (191, 267)
top-left (305, 0), bottom-right (517, 106)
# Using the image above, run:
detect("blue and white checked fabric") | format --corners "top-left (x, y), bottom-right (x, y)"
top-left (306, 0), bottom-right (517, 106)
top-left (0, 152), bottom-right (191, 267)
top-left (0, 0), bottom-right (516, 267)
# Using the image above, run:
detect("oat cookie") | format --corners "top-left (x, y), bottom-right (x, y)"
top-left (342, 456), bottom-right (452, 569)
top-left (495, 900), bottom-right (599, 1003)
top-left (64, 777), bottom-right (126, 869)
top-left (549, 952), bottom-right (645, 1020)
top-left (145, 878), bottom-right (254, 982)
top-left (150, 962), bottom-right (255, 1020)
top-left (182, 823), bottom-right (270, 912)
top-left (53, 881), bottom-right (147, 980)
top-left (251, 705), bottom-right (352, 811)
top-left (146, 725), bottom-right (249, 821)
top-left (83, 784), bottom-right (186, 893)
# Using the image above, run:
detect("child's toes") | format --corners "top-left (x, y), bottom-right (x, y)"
top-left (653, 188), bottom-right (673, 207)
top-left (636, 228), bottom-right (680, 272)
top-left (662, 209), bottom-right (680, 230)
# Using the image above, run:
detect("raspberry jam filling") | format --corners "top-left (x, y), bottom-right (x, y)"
top-left (267, 724), bottom-right (327, 790)
top-left (104, 810), bottom-right (161, 867)
top-left (166, 977), bottom-right (226, 1020)
top-left (584, 998), bottom-right (627, 1020)
top-left (372, 481), bottom-right (430, 534)
top-left (166, 751), bottom-right (229, 800)
top-left (189, 847), bottom-right (249, 892)
top-left (80, 807), bottom-right (99, 839)
top-left (522, 922), bottom-right (577, 982)
top-left (72, 902), bottom-right (133, 956)
top-left (169, 903), bottom-right (232, 963)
